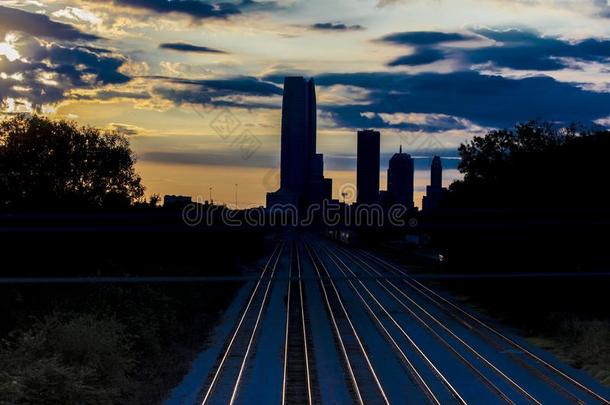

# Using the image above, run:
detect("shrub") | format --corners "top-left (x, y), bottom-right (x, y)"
top-left (0, 313), bottom-right (135, 404)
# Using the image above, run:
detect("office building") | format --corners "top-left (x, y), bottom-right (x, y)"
top-left (386, 146), bottom-right (414, 209)
top-left (357, 130), bottom-right (381, 204)
top-left (267, 77), bottom-right (332, 209)
top-left (423, 155), bottom-right (445, 211)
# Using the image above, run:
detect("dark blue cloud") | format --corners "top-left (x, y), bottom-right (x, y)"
top-left (163, 76), bottom-right (282, 96)
top-left (91, 0), bottom-right (279, 19)
top-left (149, 76), bottom-right (282, 108)
top-left (159, 42), bottom-right (227, 54)
top-left (388, 48), bottom-right (446, 66)
top-left (381, 31), bottom-right (473, 46)
top-left (108, 0), bottom-right (238, 18)
top-left (263, 71), bottom-right (610, 130)
top-left (385, 28), bottom-right (610, 71)
top-left (310, 22), bottom-right (365, 32)
top-left (325, 154), bottom-right (461, 171)
top-left (1, 39), bottom-right (129, 108)
top-left (470, 28), bottom-right (610, 70)
top-left (0, 5), bottom-right (99, 41)
top-left (139, 149), bottom-right (461, 171)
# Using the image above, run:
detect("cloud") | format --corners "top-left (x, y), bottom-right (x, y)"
top-left (262, 70), bottom-right (610, 130)
top-left (381, 31), bottom-right (474, 46)
top-left (148, 75), bottom-right (282, 109)
top-left (1, 38), bottom-right (130, 109)
top-left (498, 0), bottom-right (610, 19)
top-left (310, 22), bottom-right (365, 32)
top-left (160, 76), bottom-right (282, 96)
top-left (387, 48), bottom-right (446, 66)
top-left (384, 28), bottom-right (610, 71)
top-left (52, 7), bottom-right (102, 26)
top-left (139, 148), bottom-right (461, 172)
top-left (83, 0), bottom-right (280, 20)
top-left (140, 150), bottom-right (277, 168)
top-left (0, 5), bottom-right (99, 41)
top-left (159, 42), bottom-right (227, 54)
top-left (108, 122), bottom-right (143, 136)
top-left (324, 153), bottom-right (461, 171)
top-left (469, 28), bottom-right (610, 70)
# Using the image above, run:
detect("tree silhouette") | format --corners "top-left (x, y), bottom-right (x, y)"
top-left (0, 115), bottom-right (144, 210)
top-left (445, 121), bottom-right (610, 208)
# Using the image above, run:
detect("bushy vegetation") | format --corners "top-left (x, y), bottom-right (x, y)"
top-left (554, 317), bottom-right (610, 386)
top-left (0, 283), bottom-right (239, 404)
top-left (0, 115), bottom-right (144, 210)
top-left (0, 314), bottom-right (134, 404)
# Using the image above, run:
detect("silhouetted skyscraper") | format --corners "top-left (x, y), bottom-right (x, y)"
top-left (423, 155), bottom-right (445, 211)
top-left (357, 130), bottom-right (380, 204)
top-left (431, 155), bottom-right (442, 189)
top-left (387, 146), bottom-right (414, 209)
top-left (267, 77), bottom-right (332, 209)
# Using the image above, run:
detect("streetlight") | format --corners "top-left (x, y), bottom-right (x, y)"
top-left (234, 184), bottom-right (238, 209)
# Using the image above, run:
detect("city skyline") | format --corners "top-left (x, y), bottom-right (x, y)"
top-left (4, 1), bottom-right (610, 206)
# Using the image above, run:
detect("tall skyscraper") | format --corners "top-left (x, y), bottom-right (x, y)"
top-left (423, 156), bottom-right (445, 211)
top-left (267, 77), bottom-right (332, 209)
top-left (357, 130), bottom-right (380, 204)
top-left (386, 146), bottom-right (414, 209)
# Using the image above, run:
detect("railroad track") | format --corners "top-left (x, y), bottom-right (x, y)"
top-left (330, 245), bottom-right (530, 404)
top-left (320, 244), bottom-right (465, 405)
top-left (282, 242), bottom-right (316, 405)
top-left (356, 248), bottom-right (610, 405)
top-left (200, 242), bottom-right (284, 405)
top-left (304, 241), bottom-right (390, 405)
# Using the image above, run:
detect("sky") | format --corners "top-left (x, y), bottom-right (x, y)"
top-left (2, 0), bottom-right (610, 207)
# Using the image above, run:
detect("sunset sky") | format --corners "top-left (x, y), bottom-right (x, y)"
top-left (2, 0), bottom-right (610, 207)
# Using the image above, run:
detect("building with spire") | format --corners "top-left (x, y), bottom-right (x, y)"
top-left (385, 145), bottom-right (414, 209)
top-left (266, 77), bottom-right (332, 209)
top-left (422, 155), bottom-right (445, 211)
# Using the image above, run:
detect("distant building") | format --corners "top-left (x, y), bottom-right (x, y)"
top-left (163, 195), bottom-right (192, 209)
top-left (266, 77), bottom-right (332, 209)
top-left (422, 156), bottom-right (445, 211)
top-left (386, 146), bottom-right (414, 209)
top-left (357, 130), bottom-right (381, 204)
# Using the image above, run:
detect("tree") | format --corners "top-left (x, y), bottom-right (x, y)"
top-left (445, 121), bottom-right (610, 208)
top-left (0, 115), bottom-right (144, 210)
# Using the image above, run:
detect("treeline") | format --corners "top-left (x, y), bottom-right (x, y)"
top-left (424, 121), bottom-right (610, 274)
top-left (0, 114), bottom-right (268, 403)
top-left (416, 122), bottom-right (610, 386)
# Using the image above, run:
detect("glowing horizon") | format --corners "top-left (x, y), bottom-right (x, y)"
top-left (3, 0), bottom-right (610, 206)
